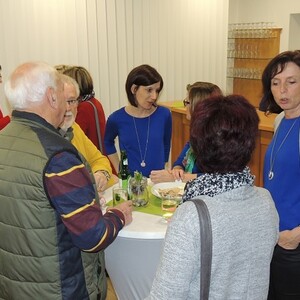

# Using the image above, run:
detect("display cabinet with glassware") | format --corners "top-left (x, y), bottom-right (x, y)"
top-left (227, 23), bottom-right (282, 108)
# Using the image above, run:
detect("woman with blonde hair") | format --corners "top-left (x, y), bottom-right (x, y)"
top-left (150, 81), bottom-right (222, 183)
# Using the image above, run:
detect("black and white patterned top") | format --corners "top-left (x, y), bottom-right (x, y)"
top-left (182, 166), bottom-right (255, 202)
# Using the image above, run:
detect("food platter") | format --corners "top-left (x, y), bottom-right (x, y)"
top-left (151, 181), bottom-right (186, 200)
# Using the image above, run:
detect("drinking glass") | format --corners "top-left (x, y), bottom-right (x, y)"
top-left (128, 175), bottom-right (149, 207)
top-left (113, 187), bottom-right (128, 206)
top-left (161, 195), bottom-right (179, 223)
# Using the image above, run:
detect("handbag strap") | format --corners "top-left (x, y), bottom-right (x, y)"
top-left (87, 100), bottom-right (103, 153)
top-left (190, 199), bottom-right (212, 300)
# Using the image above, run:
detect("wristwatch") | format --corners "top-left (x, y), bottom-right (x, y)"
top-left (99, 170), bottom-right (111, 182)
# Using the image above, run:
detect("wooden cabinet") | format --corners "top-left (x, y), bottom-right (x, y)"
top-left (227, 27), bottom-right (282, 108)
top-left (161, 102), bottom-right (277, 187)
top-left (170, 107), bottom-right (190, 160)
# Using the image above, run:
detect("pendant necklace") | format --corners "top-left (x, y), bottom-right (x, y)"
top-left (268, 118), bottom-right (298, 180)
top-left (132, 116), bottom-right (150, 167)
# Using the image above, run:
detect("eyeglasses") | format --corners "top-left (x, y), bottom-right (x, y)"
top-left (66, 99), bottom-right (79, 106)
top-left (183, 98), bottom-right (190, 107)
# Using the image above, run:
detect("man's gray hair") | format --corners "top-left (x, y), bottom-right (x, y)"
top-left (4, 62), bottom-right (59, 109)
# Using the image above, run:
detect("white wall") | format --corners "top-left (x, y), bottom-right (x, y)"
top-left (0, 0), bottom-right (228, 116)
top-left (229, 0), bottom-right (300, 52)
top-left (0, 0), bottom-right (88, 114)
top-left (289, 14), bottom-right (300, 50)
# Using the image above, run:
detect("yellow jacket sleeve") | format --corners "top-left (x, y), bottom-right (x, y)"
top-left (71, 123), bottom-right (115, 187)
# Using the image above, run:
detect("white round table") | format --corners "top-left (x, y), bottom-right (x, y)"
top-left (103, 185), bottom-right (167, 300)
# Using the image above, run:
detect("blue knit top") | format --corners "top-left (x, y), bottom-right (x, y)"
top-left (264, 116), bottom-right (300, 231)
top-left (104, 106), bottom-right (172, 177)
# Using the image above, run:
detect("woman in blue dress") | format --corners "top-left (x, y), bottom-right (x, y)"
top-left (260, 50), bottom-right (300, 300)
top-left (104, 64), bottom-right (172, 178)
top-left (150, 81), bottom-right (222, 183)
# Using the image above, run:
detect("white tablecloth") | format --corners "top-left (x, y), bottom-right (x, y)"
top-left (103, 185), bottom-right (167, 300)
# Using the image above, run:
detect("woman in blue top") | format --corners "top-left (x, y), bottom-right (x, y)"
top-left (150, 81), bottom-right (222, 183)
top-left (260, 50), bottom-right (300, 300)
top-left (104, 64), bottom-right (172, 178)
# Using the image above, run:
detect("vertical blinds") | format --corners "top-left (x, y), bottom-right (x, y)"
top-left (0, 0), bottom-right (228, 116)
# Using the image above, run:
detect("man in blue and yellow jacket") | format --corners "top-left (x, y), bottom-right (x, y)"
top-left (0, 62), bottom-right (132, 300)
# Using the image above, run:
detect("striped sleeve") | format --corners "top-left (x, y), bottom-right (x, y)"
top-left (44, 151), bottom-right (125, 252)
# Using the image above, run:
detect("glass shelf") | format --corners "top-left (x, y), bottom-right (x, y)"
top-left (227, 56), bottom-right (274, 60)
top-left (228, 35), bottom-right (277, 40)
top-left (227, 67), bottom-right (262, 80)
top-left (226, 76), bottom-right (261, 80)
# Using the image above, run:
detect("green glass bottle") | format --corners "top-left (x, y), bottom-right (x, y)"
top-left (118, 150), bottom-right (131, 190)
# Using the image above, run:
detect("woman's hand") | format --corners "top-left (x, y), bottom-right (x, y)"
top-left (278, 226), bottom-right (300, 250)
top-left (171, 168), bottom-right (184, 181)
top-left (171, 167), bottom-right (198, 183)
top-left (149, 170), bottom-right (175, 183)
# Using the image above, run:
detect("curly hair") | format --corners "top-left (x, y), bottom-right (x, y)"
top-left (259, 50), bottom-right (300, 114)
top-left (125, 64), bottom-right (163, 106)
top-left (190, 94), bottom-right (259, 174)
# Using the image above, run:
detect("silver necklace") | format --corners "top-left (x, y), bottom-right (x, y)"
top-left (268, 118), bottom-right (297, 180)
top-left (132, 116), bottom-right (150, 167)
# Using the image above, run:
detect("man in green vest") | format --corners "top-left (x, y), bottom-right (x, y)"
top-left (0, 61), bottom-right (132, 300)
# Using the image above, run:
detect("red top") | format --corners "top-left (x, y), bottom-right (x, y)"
top-left (75, 97), bottom-right (106, 153)
top-left (0, 109), bottom-right (10, 130)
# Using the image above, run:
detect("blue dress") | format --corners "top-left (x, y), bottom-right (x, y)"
top-left (263, 116), bottom-right (300, 231)
top-left (104, 106), bottom-right (172, 177)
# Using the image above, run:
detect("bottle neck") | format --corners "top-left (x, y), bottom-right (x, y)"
top-left (119, 160), bottom-right (129, 174)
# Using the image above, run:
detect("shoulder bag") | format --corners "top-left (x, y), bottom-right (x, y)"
top-left (87, 100), bottom-right (103, 153)
top-left (190, 199), bottom-right (212, 300)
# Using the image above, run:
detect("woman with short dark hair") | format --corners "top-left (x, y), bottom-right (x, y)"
top-left (260, 50), bottom-right (300, 300)
top-left (190, 94), bottom-right (257, 174)
top-left (125, 64), bottom-right (164, 106)
top-left (147, 94), bottom-right (279, 300)
top-left (104, 64), bottom-right (172, 177)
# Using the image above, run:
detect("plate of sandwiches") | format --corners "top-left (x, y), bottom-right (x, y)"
top-left (151, 181), bottom-right (186, 200)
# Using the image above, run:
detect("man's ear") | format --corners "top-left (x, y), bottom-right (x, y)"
top-left (46, 87), bottom-right (57, 108)
top-left (131, 84), bottom-right (138, 95)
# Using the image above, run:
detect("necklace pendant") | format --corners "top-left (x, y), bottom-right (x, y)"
top-left (141, 161), bottom-right (146, 167)
top-left (268, 171), bottom-right (274, 180)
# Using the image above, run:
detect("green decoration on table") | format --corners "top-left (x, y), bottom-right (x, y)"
top-left (129, 171), bottom-right (149, 207)
top-left (107, 186), bottom-right (163, 216)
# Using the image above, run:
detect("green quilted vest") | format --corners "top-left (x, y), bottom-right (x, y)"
top-left (0, 113), bottom-right (106, 300)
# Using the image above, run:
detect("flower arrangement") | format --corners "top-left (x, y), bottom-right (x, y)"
top-left (129, 171), bottom-right (148, 207)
